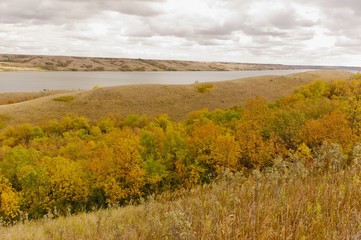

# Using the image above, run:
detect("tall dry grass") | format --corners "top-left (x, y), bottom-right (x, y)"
top-left (1, 163), bottom-right (361, 239)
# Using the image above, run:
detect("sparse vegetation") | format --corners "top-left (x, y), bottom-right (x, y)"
top-left (134, 66), bottom-right (146, 71)
top-left (209, 64), bottom-right (226, 71)
top-left (93, 66), bottom-right (104, 71)
top-left (119, 64), bottom-right (131, 71)
top-left (139, 59), bottom-right (177, 71)
top-left (38, 65), bottom-right (57, 71)
top-left (56, 60), bottom-right (73, 68)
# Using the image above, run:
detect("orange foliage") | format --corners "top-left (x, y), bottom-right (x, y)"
top-left (299, 111), bottom-right (352, 150)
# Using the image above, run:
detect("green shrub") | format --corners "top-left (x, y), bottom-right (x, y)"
top-left (92, 85), bottom-right (103, 90)
top-left (195, 84), bottom-right (214, 93)
top-left (52, 96), bottom-right (75, 103)
top-left (0, 114), bottom-right (9, 129)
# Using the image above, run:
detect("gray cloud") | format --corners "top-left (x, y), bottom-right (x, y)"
top-left (0, 0), bottom-right (360, 66)
top-left (0, 0), bottom-right (165, 24)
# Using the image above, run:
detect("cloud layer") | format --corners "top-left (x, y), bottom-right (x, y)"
top-left (0, 0), bottom-right (360, 66)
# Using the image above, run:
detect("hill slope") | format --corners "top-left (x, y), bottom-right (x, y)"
top-left (0, 70), bottom-right (353, 125)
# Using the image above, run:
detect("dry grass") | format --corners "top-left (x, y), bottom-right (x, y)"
top-left (1, 166), bottom-right (360, 239)
top-left (0, 70), bottom-right (353, 125)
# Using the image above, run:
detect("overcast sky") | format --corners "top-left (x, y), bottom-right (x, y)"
top-left (0, 0), bottom-right (360, 66)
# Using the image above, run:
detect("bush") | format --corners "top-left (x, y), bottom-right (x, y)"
top-left (195, 84), bottom-right (214, 93)
top-left (52, 96), bottom-right (75, 103)
top-left (92, 85), bottom-right (103, 90)
top-left (314, 142), bottom-right (346, 171)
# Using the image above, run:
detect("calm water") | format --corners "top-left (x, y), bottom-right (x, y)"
top-left (0, 69), bottom-right (315, 92)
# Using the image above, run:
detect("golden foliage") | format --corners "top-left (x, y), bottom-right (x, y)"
top-left (1, 75), bottom-right (361, 224)
top-left (299, 111), bottom-right (352, 150)
top-left (0, 175), bottom-right (20, 221)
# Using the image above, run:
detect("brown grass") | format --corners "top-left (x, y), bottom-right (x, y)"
top-left (0, 70), bottom-right (353, 125)
top-left (1, 166), bottom-right (360, 239)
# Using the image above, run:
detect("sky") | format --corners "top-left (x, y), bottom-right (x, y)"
top-left (0, 0), bottom-right (360, 66)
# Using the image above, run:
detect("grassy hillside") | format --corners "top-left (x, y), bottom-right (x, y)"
top-left (0, 54), bottom-right (297, 72)
top-left (1, 166), bottom-right (360, 239)
top-left (0, 70), bottom-right (353, 125)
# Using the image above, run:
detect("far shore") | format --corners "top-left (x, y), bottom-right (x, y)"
top-left (2, 54), bottom-right (360, 72)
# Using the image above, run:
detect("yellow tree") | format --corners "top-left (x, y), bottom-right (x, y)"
top-left (235, 97), bottom-right (284, 168)
top-left (333, 80), bottom-right (361, 137)
top-left (186, 122), bottom-right (223, 183)
top-left (298, 110), bottom-right (352, 151)
top-left (211, 134), bottom-right (240, 173)
top-left (0, 175), bottom-right (20, 222)
top-left (87, 129), bottom-right (145, 206)
top-left (41, 156), bottom-right (89, 213)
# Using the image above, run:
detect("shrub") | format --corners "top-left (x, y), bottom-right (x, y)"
top-left (52, 96), bottom-right (75, 103)
top-left (314, 142), bottom-right (346, 171)
top-left (0, 115), bottom-right (9, 129)
top-left (92, 85), bottom-right (103, 90)
top-left (195, 84), bottom-right (214, 93)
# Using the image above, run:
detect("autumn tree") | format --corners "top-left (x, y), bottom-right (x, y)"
top-left (298, 110), bottom-right (352, 151)
top-left (86, 129), bottom-right (145, 206)
top-left (0, 175), bottom-right (20, 222)
top-left (235, 97), bottom-right (285, 168)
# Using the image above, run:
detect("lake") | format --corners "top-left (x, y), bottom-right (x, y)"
top-left (0, 69), bottom-right (316, 92)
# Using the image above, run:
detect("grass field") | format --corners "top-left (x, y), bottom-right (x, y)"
top-left (0, 70), bottom-right (353, 125)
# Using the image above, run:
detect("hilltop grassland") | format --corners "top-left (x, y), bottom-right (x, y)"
top-left (0, 54), bottom-right (297, 72)
top-left (0, 70), bottom-right (353, 125)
